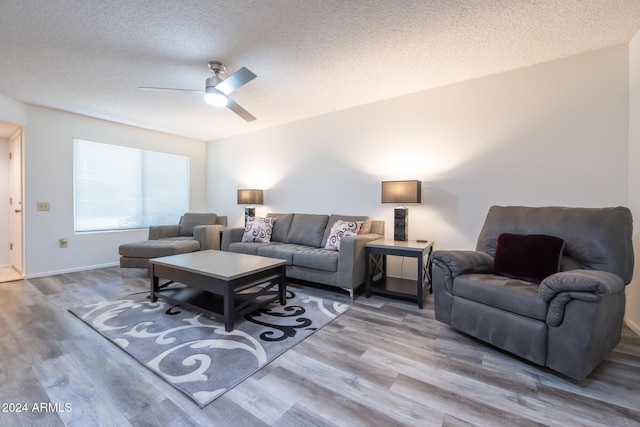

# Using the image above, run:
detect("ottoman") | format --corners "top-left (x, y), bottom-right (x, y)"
top-left (119, 239), bottom-right (200, 269)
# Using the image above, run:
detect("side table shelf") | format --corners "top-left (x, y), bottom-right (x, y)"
top-left (364, 239), bottom-right (434, 308)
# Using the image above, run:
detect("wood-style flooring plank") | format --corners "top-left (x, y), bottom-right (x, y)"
top-left (271, 402), bottom-right (340, 427)
top-left (198, 395), bottom-right (269, 427)
top-left (0, 365), bottom-right (65, 427)
top-left (32, 353), bottom-right (133, 427)
top-left (273, 349), bottom-right (445, 426)
top-left (256, 365), bottom-right (417, 427)
top-left (127, 398), bottom-right (201, 427)
top-left (57, 335), bottom-right (166, 419)
top-left (391, 373), bottom-right (546, 427)
top-left (289, 331), bottom-right (398, 389)
top-left (225, 377), bottom-right (293, 425)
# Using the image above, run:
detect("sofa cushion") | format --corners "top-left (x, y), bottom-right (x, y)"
top-left (321, 215), bottom-right (371, 247)
top-left (267, 213), bottom-right (295, 242)
top-left (257, 244), bottom-right (300, 265)
top-left (493, 233), bottom-right (565, 284)
top-left (453, 273), bottom-right (549, 321)
top-left (286, 214), bottom-right (329, 247)
top-left (293, 247), bottom-right (340, 272)
top-left (242, 217), bottom-right (276, 243)
top-left (179, 213), bottom-right (218, 236)
top-left (255, 244), bottom-right (339, 272)
top-left (324, 220), bottom-right (364, 251)
top-left (229, 241), bottom-right (283, 256)
top-left (119, 238), bottom-right (200, 258)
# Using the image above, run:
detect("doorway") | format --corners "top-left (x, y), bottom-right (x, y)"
top-left (1, 125), bottom-right (24, 282)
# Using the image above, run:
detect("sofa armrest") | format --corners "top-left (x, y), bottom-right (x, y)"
top-left (148, 225), bottom-right (180, 240)
top-left (193, 224), bottom-right (226, 250)
top-left (337, 233), bottom-right (384, 289)
top-left (221, 227), bottom-right (245, 251)
top-left (539, 270), bottom-right (625, 327)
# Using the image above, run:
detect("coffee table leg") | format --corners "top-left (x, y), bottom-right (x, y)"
top-left (150, 264), bottom-right (157, 302)
top-left (224, 286), bottom-right (235, 332)
top-left (279, 265), bottom-right (287, 305)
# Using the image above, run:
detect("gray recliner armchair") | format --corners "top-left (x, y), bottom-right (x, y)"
top-left (431, 206), bottom-right (634, 380)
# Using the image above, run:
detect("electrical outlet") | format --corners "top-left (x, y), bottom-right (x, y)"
top-left (37, 202), bottom-right (50, 211)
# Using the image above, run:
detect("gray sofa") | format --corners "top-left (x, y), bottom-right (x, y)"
top-left (431, 206), bottom-right (634, 380)
top-left (221, 213), bottom-right (385, 296)
top-left (119, 213), bottom-right (227, 269)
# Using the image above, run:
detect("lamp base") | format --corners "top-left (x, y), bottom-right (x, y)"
top-left (244, 207), bottom-right (255, 225)
top-left (394, 207), bottom-right (408, 241)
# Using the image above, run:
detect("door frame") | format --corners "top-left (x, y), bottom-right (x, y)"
top-left (9, 127), bottom-right (24, 276)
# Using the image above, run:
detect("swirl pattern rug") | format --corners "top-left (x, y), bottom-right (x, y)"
top-left (69, 286), bottom-right (350, 407)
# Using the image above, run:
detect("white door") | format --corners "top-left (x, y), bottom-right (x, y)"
top-left (9, 128), bottom-right (23, 275)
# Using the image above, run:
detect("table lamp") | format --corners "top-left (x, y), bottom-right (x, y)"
top-left (237, 189), bottom-right (263, 225)
top-left (381, 180), bottom-right (422, 241)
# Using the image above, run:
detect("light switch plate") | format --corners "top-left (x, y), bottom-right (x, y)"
top-left (37, 202), bottom-right (50, 211)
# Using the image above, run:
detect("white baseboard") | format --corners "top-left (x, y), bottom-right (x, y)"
top-left (624, 317), bottom-right (640, 336)
top-left (24, 262), bottom-right (119, 279)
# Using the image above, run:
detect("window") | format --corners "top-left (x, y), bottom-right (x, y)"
top-left (73, 139), bottom-right (189, 232)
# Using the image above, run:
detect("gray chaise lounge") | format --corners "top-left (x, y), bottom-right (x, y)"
top-left (119, 213), bottom-right (227, 269)
top-left (431, 205), bottom-right (634, 380)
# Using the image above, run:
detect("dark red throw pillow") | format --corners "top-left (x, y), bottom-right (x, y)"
top-left (493, 233), bottom-right (565, 284)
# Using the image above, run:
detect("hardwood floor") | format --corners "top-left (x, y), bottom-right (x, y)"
top-left (1, 266), bottom-right (639, 426)
top-left (0, 266), bottom-right (22, 283)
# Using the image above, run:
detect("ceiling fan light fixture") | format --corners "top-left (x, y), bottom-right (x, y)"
top-left (204, 90), bottom-right (228, 107)
top-left (139, 60), bottom-right (256, 121)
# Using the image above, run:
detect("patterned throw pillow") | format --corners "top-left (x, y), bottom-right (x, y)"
top-left (324, 220), bottom-right (363, 251)
top-left (242, 217), bottom-right (276, 243)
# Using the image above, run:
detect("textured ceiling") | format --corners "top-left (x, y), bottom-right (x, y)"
top-left (0, 0), bottom-right (639, 141)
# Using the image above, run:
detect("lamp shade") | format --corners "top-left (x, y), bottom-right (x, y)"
top-left (381, 180), bottom-right (422, 204)
top-left (237, 189), bottom-right (264, 205)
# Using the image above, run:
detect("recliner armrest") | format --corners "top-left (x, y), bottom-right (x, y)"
top-left (539, 269), bottom-right (625, 327)
top-left (148, 225), bottom-right (180, 240)
top-left (539, 270), bottom-right (625, 300)
top-left (432, 250), bottom-right (493, 278)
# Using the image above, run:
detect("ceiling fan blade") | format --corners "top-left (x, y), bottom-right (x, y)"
top-left (138, 86), bottom-right (204, 93)
top-left (215, 67), bottom-right (257, 95)
top-left (226, 98), bottom-right (256, 122)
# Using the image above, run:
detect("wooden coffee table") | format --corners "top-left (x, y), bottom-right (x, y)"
top-left (150, 250), bottom-right (287, 331)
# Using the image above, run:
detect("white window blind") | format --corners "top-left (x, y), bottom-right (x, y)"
top-left (73, 139), bottom-right (189, 232)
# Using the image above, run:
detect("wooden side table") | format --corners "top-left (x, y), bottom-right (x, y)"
top-left (364, 239), bottom-right (434, 308)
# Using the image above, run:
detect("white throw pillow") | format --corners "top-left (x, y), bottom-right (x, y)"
top-left (324, 220), bottom-right (363, 251)
top-left (242, 217), bottom-right (276, 243)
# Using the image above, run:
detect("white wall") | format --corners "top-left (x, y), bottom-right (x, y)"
top-left (0, 94), bottom-right (27, 127)
top-left (208, 46), bottom-right (630, 254)
top-left (23, 106), bottom-right (207, 277)
top-left (0, 137), bottom-right (9, 265)
top-left (627, 31), bottom-right (640, 335)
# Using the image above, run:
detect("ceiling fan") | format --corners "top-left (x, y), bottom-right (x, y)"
top-left (138, 61), bottom-right (257, 122)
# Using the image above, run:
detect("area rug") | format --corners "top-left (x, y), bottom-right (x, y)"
top-left (69, 285), bottom-right (350, 407)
